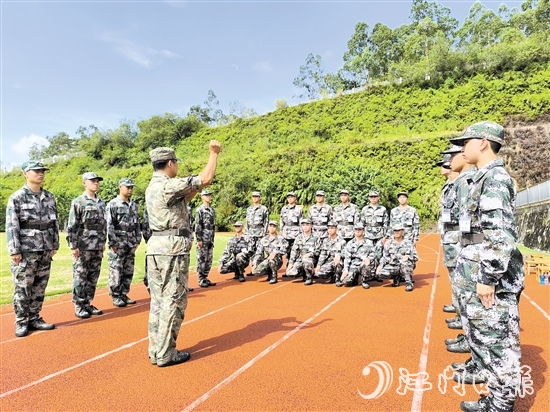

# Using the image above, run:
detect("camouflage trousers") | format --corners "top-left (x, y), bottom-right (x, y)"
top-left (249, 236), bottom-right (262, 258)
top-left (457, 290), bottom-right (521, 408)
top-left (219, 254), bottom-right (250, 277)
top-left (317, 260), bottom-right (343, 281)
top-left (11, 251), bottom-right (53, 323)
top-left (378, 262), bottom-right (414, 284)
top-left (342, 261), bottom-right (374, 286)
top-left (445, 266), bottom-right (459, 310)
top-left (147, 254), bottom-right (189, 365)
top-left (108, 249), bottom-right (135, 298)
top-left (252, 256), bottom-right (283, 279)
top-left (72, 250), bottom-right (103, 309)
top-left (196, 243), bottom-right (214, 280)
top-left (286, 256), bottom-right (315, 279)
top-left (284, 239), bottom-right (295, 265)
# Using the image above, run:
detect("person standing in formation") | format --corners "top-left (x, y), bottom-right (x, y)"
top-left (279, 191), bottom-right (303, 266)
top-left (245, 191), bottom-right (269, 260)
top-left (333, 189), bottom-right (359, 243)
top-left (195, 189), bottom-right (217, 288)
top-left (309, 190), bottom-right (333, 239)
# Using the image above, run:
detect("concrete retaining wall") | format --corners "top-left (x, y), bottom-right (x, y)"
top-left (515, 201), bottom-right (550, 252)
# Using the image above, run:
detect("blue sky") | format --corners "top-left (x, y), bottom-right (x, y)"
top-left (1, 0), bottom-right (521, 170)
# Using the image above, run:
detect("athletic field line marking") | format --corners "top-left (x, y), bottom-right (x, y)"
top-left (522, 292), bottom-right (550, 321)
top-left (411, 238), bottom-right (441, 412)
top-left (0, 282), bottom-right (290, 399)
top-left (181, 288), bottom-right (356, 412)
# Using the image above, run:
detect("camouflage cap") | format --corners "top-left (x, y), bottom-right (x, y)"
top-left (118, 177), bottom-right (135, 187)
top-left (392, 223), bottom-right (404, 231)
top-left (397, 191), bottom-right (409, 198)
top-left (149, 147), bottom-right (181, 163)
top-left (354, 222), bottom-right (365, 230)
top-left (339, 189), bottom-right (350, 195)
top-left (450, 121), bottom-right (505, 146)
top-left (21, 160), bottom-right (49, 172)
top-left (201, 189), bottom-right (212, 196)
top-left (327, 220), bottom-right (338, 227)
top-left (252, 191), bottom-right (261, 197)
top-left (82, 172), bottom-right (104, 182)
top-left (368, 190), bottom-right (380, 197)
top-left (441, 146), bottom-right (462, 155)
top-left (435, 153), bottom-right (452, 167)
top-left (268, 220), bottom-right (278, 227)
top-left (315, 190), bottom-right (326, 196)
top-left (301, 218), bottom-right (312, 224)
top-left (234, 221), bottom-right (244, 227)
top-left (287, 191), bottom-right (297, 197)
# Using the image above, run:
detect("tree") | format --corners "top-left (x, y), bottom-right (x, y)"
top-left (293, 53), bottom-right (329, 99)
top-left (409, 0), bottom-right (458, 40)
top-left (456, 2), bottom-right (506, 49)
top-left (341, 22), bottom-right (371, 87)
top-left (28, 131), bottom-right (79, 160)
top-left (187, 90), bottom-right (225, 125)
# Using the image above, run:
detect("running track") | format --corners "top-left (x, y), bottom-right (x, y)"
top-left (1, 234), bottom-right (548, 411)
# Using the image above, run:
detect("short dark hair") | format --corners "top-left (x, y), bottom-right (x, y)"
top-left (489, 140), bottom-right (501, 154)
top-left (152, 159), bottom-right (170, 171)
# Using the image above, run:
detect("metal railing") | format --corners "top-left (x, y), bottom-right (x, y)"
top-left (517, 180), bottom-right (550, 207)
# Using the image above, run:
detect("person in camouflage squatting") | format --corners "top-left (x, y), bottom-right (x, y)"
top-left (339, 223), bottom-right (376, 289)
top-left (195, 189), bottom-right (217, 288)
top-left (245, 191), bottom-right (269, 260)
top-left (361, 190), bottom-right (389, 268)
top-left (6, 161), bottom-right (59, 337)
top-left (308, 190), bottom-right (333, 239)
top-left (333, 190), bottom-right (360, 242)
top-left (280, 191), bottom-right (304, 265)
top-left (106, 178), bottom-right (141, 308)
top-left (285, 218), bottom-right (321, 282)
top-left (251, 221), bottom-right (288, 284)
top-left (448, 121), bottom-right (524, 412)
top-left (219, 221), bottom-right (253, 283)
top-left (145, 142), bottom-right (220, 367)
top-left (67, 172), bottom-right (108, 319)
top-left (376, 223), bottom-right (418, 292)
top-left (314, 221), bottom-right (347, 285)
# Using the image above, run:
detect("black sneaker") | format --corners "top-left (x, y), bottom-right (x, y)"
top-left (86, 305), bottom-right (103, 316)
top-left (361, 282), bottom-right (370, 289)
top-left (75, 307), bottom-right (91, 319)
top-left (205, 279), bottom-right (217, 287)
top-left (238, 275), bottom-right (245, 282)
top-left (335, 281), bottom-right (343, 287)
top-left (15, 322), bottom-right (28, 337)
top-left (123, 295), bottom-right (137, 304)
top-left (447, 318), bottom-right (463, 330)
top-left (28, 317), bottom-right (55, 330)
top-left (443, 304), bottom-right (456, 313)
top-left (392, 278), bottom-right (400, 287)
top-left (199, 279), bottom-right (209, 288)
top-left (113, 297), bottom-right (127, 307)
top-left (445, 333), bottom-right (465, 346)
top-left (451, 357), bottom-right (474, 372)
top-left (405, 283), bottom-right (414, 292)
top-left (460, 395), bottom-right (492, 412)
top-left (157, 351), bottom-right (191, 367)
top-left (304, 278), bottom-right (313, 285)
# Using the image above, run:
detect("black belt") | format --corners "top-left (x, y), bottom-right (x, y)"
top-left (20, 222), bottom-right (54, 230)
top-left (151, 228), bottom-right (190, 237)
top-left (461, 233), bottom-right (484, 246)
top-left (444, 223), bottom-right (460, 231)
top-left (84, 224), bottom-right (103, 230)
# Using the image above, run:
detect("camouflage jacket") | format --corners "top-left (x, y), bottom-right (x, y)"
top-left (288, 233), bottom-right (321, 265)
top-left (457, 159), bottom-right (524, 293)
top-left (142, 209), bottom-right (152, 243)
top-left (219, 234), bottom-right (253, 264)
top-left (333, 203), bottom-right (360, 240)
top-left (389, 205), bottom-right (420, 242)
top-left (343, 238), bottom-right (376, 271)
top-left (6, 185), bottom-right (60, 255)
top-left (308, 204), bottom-right (333, 237)
top-left (360, 204), bottom-right (389, 241)
top-left (106, 196), bottom-right (141, 250)
top-left (245, 204), bottom-right (269, 238)
top-left (145, 172), bottom-right (202, 256)
top-left (195, 204), bottom-right (216, 245)
top-left (379, 238), bottom-right (418, 269)
top-left (280, 204), bottom-right (304, 240)
top-left (253, 234), bottom-right (288, 265)
top-left (66, 192), bottom-right (107, 251)
top-left (317, 235), bottom-right (347, 267)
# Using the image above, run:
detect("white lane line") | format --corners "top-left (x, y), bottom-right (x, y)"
top-left (181, 287), bottom-right (356, 412)
top-left (522, 292), bottom-right (550, 321)
top-left (0, 282), bottom-right (290, 399)
top-left (411, 240), bottom-right (441, 412)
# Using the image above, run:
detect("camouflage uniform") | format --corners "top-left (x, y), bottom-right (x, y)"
top-left (389, 205), bottom-right (420, 243)
top-left (280, 203), bottom-right (304, 262)
top-left (252, 234), bottom-right (288, 280)
top-left (316, 234), bottom-right (346, 282)
top-left (6, 184), bottom-right (59, 328)
top-left (145, 151), bottom-right (202, 366)
top-left (67, 192), bottom-right (107, 311)
top-left (245, 204), bottom-right (269, 255)
top-left (342, 238), bottom-right (376, 286)
top-left (195, 204), bottom-right (216, 282)
top-left (308, 204), bottom-right (333, 239)
top-left (378, 237), bottom-right (418, 285)
top-left (106, 195), bottom-right (141, 300)
top-left (219, 234), bottom-right (253, 278)
top-left (286, 233), bottom-right (321, 280)
top-left (333, 203), bottom-right (360, 241)
top-left (361, 204), bottom-right (389, 265)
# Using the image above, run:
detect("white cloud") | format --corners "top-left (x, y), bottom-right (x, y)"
top-left (11, 134), bottom-right (49, 155)
top-left (100, 32), bottom-right (182, 68)
top-left (252, 61), bottom-right (273, 74)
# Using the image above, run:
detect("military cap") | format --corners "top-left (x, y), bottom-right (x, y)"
top-left (441, 146), bottom-right (462, 155)
top-left (327, 220), bottom-right (338, 227)
top-left (118, 177), bottom-right (135, 187)
top-left (315, 190), bottom-right (326, 196)
top-left (397, 191), bottom-right (409, 198)
top-left (301, 218), bottom-right (312, 224)
top-left (21, 160), bottom-right (49, 172)
top-left (354, 222), bottom-right (365, 230)
top-left (268, 220), bottom-right (278, 227)
top-left (339, 190), bottom-right (350, 195)
top-left (82, 172), bottom-right (104, 182)
top-left (287, 191), bottom-right (297, 197)
top-left (149, 147), bottom-right (181, 163)
top-left (368, 190), bottom-right (380, 197)
top-left (449, 121), bottom-right (505, 146)
top-left (234, 221), bottom-right (244, 227)
top-left (201, 189), bottom-right (212, 196)
top-left (435, 153), bottom-right (452, 167)
top-left (392, 223), bottom-right (405, 231)
top-left (252, 191), bottom-right (261, 197)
